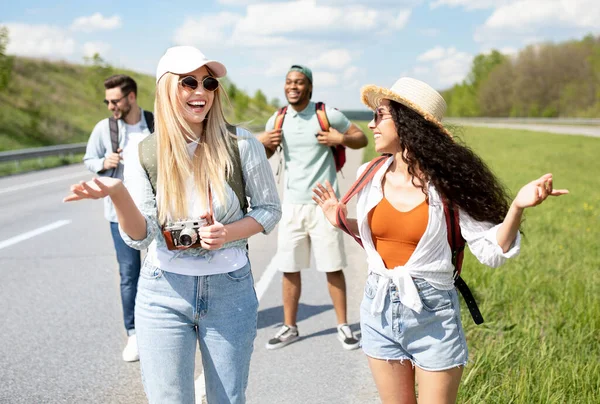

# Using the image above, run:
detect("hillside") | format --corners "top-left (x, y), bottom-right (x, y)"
top-left (0, 57), bottom-right (277, 152)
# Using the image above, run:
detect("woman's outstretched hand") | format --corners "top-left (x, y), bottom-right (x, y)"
top-left (312, 180), bottom-right (345, 227)
top-left (513, 173), bottom-right (569, 209)
top-left (63, 177), bottom-right (124, 202)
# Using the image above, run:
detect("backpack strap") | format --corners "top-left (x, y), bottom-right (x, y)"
top-left (138, 128), bottom-right (248, 213)
top-left (315, 101), bottom-right (330, 131)
top-left (143, 110), bottom-right (155, 133)
top-left (316, 101), bottom-right (346, 172)
top-left (226, 124), bottom-right (248, 213)
top-left (443, 201), bottom-right (484, 325)
top-left (109, 117), bottom-right (119, 153)
top-left (138, 133), bottom-right (158, 195)
top-left (274, 106), bottom-right (287, 130)
top-left (335, 156), bottom-right (388, 247)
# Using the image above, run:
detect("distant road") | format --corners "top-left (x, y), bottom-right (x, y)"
top-left (444, 118), bottom-right (600, 138)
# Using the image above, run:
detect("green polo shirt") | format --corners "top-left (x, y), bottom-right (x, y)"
top-left (265, 101), bottom-right (351, 204)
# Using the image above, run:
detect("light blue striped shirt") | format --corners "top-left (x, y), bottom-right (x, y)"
top-left (119, 127), bottom-right (281, 275)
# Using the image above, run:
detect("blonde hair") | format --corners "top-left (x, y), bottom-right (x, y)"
top-left (153, 72), bottom-right (234, 225)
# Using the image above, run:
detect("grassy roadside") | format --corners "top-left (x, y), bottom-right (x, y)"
top-left (356, 123), bottom-right (600, 403)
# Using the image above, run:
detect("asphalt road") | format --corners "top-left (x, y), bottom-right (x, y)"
top-left (0, 148), bottom-right (377, 404)
top-left (446, 119), bottom-right (600, 137)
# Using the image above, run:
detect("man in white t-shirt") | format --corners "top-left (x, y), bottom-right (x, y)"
top-left (83, 75), bottom-right (154, 362)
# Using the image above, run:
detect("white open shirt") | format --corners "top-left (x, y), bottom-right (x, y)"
top-left (355, 156), bottom-right (521, 315)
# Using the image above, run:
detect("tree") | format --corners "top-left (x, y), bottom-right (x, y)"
top-left (0, 26), bottom-right (14, 91)
top-left (253, 89), bottom-right (267, 108)
top-left (468, 50), bottom-right (507, 90)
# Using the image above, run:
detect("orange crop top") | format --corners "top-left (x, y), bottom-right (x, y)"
top-left (368, 198), bottom-right (429, 269)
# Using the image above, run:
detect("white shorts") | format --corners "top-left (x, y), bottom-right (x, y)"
top-left (273, 204), bottom-right (347, 273)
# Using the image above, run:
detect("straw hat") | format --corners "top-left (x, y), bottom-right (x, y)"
top-left (361, 77), bottom-right (451, 137)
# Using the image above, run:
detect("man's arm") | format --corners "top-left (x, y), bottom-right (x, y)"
top-left (256, 129), bottom-right (281, 159)
top-left (340, 123), bottom-right (368, 149)
top-left (316, 123), bottom-right (368, 150)
top-left (83, 122), bottom-right (109, 174)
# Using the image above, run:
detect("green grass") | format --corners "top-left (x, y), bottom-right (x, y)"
top-left (358, 124), bottom-right (600, 403)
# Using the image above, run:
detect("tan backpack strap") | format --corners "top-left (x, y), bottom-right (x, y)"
top-left (138, 133), bottom-right (158, 194)
top-left (226, 125), bottom-right (248, 213)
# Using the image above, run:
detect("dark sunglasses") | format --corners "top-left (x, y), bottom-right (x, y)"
top-left (373, 108), bottom-right (392, 125)
top-left (179, 76), bottom-right (219, 92)
top-left (103, 92), bottom-right (130, 106)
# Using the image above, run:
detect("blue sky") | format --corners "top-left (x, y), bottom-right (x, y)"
top-left (2, 0), bottom-right (599, 109)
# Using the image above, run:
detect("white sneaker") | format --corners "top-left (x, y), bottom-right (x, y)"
top-left (122, 334), bottom-right (139, 362)
top-left (265, 325), bottom-right (300, 350)
top-left (337, 324), bottom-right (360, 350)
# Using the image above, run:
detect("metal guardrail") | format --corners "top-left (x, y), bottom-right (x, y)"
top-left (0, 143), bottom-right (87, 163)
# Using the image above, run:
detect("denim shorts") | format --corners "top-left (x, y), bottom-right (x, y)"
top-left (360, 272), bottom-right (468, 371)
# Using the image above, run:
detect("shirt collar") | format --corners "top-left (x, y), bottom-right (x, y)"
top-left (287, 101), bottom-right (314, 117)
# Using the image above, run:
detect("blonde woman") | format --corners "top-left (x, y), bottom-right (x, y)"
top-left (64, 46), bottom-right (281, 403)
top-left (313, 77), bottom-right (567, 403)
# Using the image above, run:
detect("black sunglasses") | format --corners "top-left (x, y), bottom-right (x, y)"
top-left (179, 76), bottom-right (219, 92)
top-left (373, 108), bottom-right (392, 125)
top-left (103, 92), bottom-right (130, 106)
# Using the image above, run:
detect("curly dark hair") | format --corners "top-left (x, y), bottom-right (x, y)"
top-left (388, 100), bottom-right (511, 225)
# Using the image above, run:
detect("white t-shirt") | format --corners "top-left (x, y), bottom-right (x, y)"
top-left (122, 121), bottom-right (145, 164)
top-left (150, 141), bottom-right (248, 275)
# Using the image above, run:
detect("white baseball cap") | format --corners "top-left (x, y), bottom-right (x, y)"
top-left (155, 46), bottom-right (227, 83)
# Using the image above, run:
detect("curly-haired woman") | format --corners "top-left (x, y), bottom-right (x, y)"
top-left (312, 77), bottom-right (568, 403)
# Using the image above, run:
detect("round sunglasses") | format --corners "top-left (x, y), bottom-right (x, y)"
top-left (178, 76), bottom-right (219, 92)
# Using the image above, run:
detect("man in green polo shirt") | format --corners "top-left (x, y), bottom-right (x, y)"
top-left (258, 65), bottom-right (368, 350)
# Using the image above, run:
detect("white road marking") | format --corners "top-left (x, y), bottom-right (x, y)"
top-left (195, 263), bottom-right (278, 403)
top-left (0, 172), bottom-right (91, 195)
top-left (0, 220), bottom-right (71, 250)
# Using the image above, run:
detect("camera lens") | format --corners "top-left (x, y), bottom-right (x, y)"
top-left (178, 228), bottom-right (197, 247)
top-left (180, 234), bottom-right (193, 246)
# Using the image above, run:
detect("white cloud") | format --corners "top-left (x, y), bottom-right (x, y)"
top-left (82, 41), bottom-right (111, 57)
top-left (413, 66), bottom-right (431, 75)
top-left (430, 0), bottom-right (512, 10)
top-left (219, 0), bottom-right (417, 5)
top-left (417, 46), bottom-right (448, 62)
top-left (313, 71), bottom-right (339, 87)
top-left (390, 10), bottom-right (412, 29)
top-left (173, 12), bottom-right (241, 47)
top-left (70, 13), bottom-right (122, 32)
top-left (343, 66), bottom-right (360, 80)
top-left (309, 49), bottom-right (352, 70)
top-left (230, 0), bottom-right (409, 42)
top-left (4, 23), bottom-right (76, 57)
top-left (475, 0), bottom-right (600, 43)
top-left (413, 46), bottom-right (473, 87)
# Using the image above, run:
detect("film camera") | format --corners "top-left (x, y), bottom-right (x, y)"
top-left (162, 219), bottom-right (208, 250)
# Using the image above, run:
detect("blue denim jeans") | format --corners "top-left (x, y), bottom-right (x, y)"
top-left (135, 260), bottom-right (258, 404)
top-left (109, 222), bottom-right (141, 334)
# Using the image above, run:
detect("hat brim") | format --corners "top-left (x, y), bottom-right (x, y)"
top-left (169, 60), bottom-right (227, 78)
top-left (360, 84), bottom-right (452, 138)
top-left (156, 60), bottom-right (227, 83)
